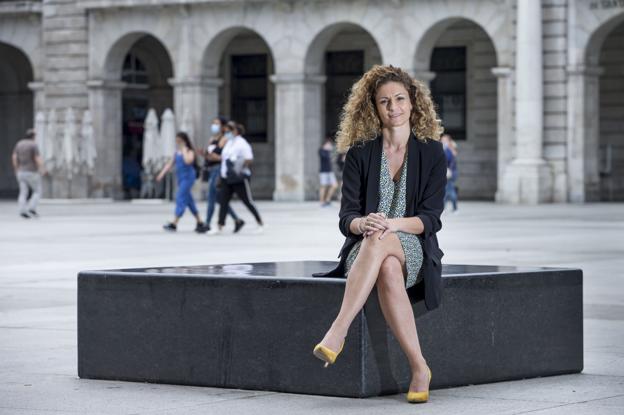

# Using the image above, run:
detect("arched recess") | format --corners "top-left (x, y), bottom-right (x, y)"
top-left (0, 42), bottom-right (34, 198)
top-left (202, 27), bottom-right (275, 199)
top-left (414, 18), bottom-right (500, 201)
top-left (595, 18), bottom-right (624, 201)
top-left (93, 32), bottom-right (174, 199)
top-left (305, 22), bottom-right (383, 138)
top-left (296, 23), bottom-right (382, 199)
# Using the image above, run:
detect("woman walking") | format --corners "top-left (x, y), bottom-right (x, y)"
top-left (216, 121), bottom-right (264, 234)
top-left (156, 132), bottom-right (205, 232)
top-left (312, 65), bottom-right (446, 404)
top-left (200, 117), bottom-right (243, 233)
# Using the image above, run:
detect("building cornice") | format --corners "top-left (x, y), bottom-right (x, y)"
top-left (0, 1), bottom-right (42, 15)
top-left (81, 0), bottom-right (273, 11)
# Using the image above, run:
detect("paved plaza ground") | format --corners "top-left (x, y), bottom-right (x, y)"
top-left (1, 199), bottom-right (623, 414)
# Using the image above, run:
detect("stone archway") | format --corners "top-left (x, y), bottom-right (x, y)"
top-left (597, 20), bottom-right (624, 201)
top-left (414, 18), bottom-right (501, 201)
top-left (0, 42), bottom-right (34, 198)
top-left (202, 27), bottom-right (275, 199)
top-left (120, 35), bottom-right (173, 199)
top-left (568, 12), bottom-right (624, 203)
top-left (90, 32), bottom-right (174, 198)
top-left (297, 23), bottom-right (382, 200)
top-left (305, 23), bottom-right (382, 138)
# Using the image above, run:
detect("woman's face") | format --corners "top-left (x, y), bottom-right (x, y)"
top-left (374, 81), bottom-right (412, 129)
top-left (211, 119), bottom-right (222, 134)
top-left (175, 136), bottom-right (183, 148)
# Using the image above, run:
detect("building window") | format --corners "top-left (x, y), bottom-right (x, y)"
top-left (325, 50), bottom-right (364, 136)
top-left (430, 47), bottom-right (466, 141)
top-left (122, 53), bottom-right (148, 86)
top-left (231, 54), bottom-right (268, 143)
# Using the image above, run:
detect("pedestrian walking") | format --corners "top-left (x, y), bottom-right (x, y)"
top-left (441, 134), bottom-right (458, 212)
top-left (156, 132), bottom-right (205, 232)
top-left (216, 121), bottom-right (264, 234)
top-left (312, 65), bottom-right (446, 404)
top-left (319, 135), bottom-right (338, 207)
top-left (12, 129), bottom-right (45, 218)
top-left (198, 117), bottom-right (243, 234)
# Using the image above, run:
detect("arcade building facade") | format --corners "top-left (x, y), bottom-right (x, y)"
top-left (0, 0), bottom-right (622, 202)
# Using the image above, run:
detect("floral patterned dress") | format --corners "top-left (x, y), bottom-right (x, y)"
top-left (344, 150), bottom-right (424, 288)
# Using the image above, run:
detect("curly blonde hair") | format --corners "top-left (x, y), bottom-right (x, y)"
top-left (335, 65), bottom-right (443, 153)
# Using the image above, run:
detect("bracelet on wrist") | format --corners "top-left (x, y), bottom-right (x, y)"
top-left (358, 217), bottom-right (365, 234)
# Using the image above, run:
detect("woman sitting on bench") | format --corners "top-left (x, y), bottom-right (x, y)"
top-left (313, 65), bottom-right (446, 404)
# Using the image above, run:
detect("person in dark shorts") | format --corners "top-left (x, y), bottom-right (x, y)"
top-left (319, 136), bottom-right (338, 207)
top-left (11, 129), bottom-right (45, 218)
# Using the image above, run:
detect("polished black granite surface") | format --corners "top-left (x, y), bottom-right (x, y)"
top-left (78, 261), bottom-right (583, 397)
top-left (94, 261), bottom-right (557, 278)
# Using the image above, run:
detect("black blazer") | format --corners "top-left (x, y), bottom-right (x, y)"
top-left (316, 134), bottom-right (446, 311)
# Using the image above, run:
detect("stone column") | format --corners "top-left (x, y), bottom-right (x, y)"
top-left (491, 67), bottom-right (514, 203)
top-left (28, 81), bottom-right (46, 117)
top-left (87, 79), bottom-right (126, 199)
top-left (411, 70), bottom-right (436, 88)
top-left (27, 81), bottom-right (49, 196)
top-left (566, 65), bottom-right (603, 203)
top-left (500, 0), bottom-right (552, 204)
top-left (169, 76), bottom-right (222, 151)
top-left (270, 73), bottom-right (326, 201)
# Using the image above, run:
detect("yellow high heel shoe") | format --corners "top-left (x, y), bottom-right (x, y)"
top-left (312, 341), bottom-right (344, 368)
top-left (406, 368), bottom-right (432, 403)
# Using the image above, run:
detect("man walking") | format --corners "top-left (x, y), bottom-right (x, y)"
top-left (12, 129), bottom-right (45, 218)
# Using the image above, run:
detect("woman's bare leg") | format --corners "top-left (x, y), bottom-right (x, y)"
top-left (376, 256), bottom-right (430, 392)
top-left (326, 183), bottom-right (337, 202)
top-left (319, 186), bottom-right (327, 203)
top-left (318, 231), bottom-right (405, 352)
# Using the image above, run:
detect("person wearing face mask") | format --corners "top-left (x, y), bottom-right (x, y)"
top-left (216, 121), bottom-right (264, 234)
top-left (156, 132), bottom-right (205, 232)
top-left (198, 117), bottom-right (243, 234)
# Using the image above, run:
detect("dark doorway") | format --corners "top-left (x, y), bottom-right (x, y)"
top-left (230, 54), bottom-right (269, 143)
top-left (430, 47), bottom-right (467, 141)
top-left (120, 36), bottom-right (173, 199)
top-left (325, 50), bottom-right (364, 137)
top-left (0, 43), bottom-right (34, 198)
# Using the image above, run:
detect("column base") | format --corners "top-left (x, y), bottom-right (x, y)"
top-left (498, 159), bottom-right (553, 204)
top-left (273, 177), bottom-right (305, 202)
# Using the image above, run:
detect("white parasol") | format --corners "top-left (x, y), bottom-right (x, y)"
top-left (34, 111), bottom-right (46, 163)
top-left (160, 108), bottom-right (177, 164)
top-left (45, 109), bottom-right (58, 172)
top-left (62, 108), bottom-right (77, 178)
top-left (142, 108), bottom-right (160, 174)
top-left (80, 110), bottom-right (97, 175)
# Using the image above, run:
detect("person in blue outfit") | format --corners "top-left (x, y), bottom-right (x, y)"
top-left (441, 134), bottom-right (458, 212)
top-left (156, 132), bottom-right (205, 232)
top-left (198, 117), bottom-right (243, 234)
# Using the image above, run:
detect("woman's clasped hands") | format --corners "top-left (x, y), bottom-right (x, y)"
top-left (359, 212), bottom-right (398, 240)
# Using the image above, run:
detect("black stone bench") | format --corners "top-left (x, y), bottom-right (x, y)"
top-left (77, 261), bottom-right (583, 397)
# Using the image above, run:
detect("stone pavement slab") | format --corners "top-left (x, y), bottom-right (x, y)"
top-left (1, 200), bottom-right (623, 414)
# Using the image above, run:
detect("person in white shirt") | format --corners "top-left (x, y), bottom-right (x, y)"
top-left (216, 121), bottom-right (264, 233)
